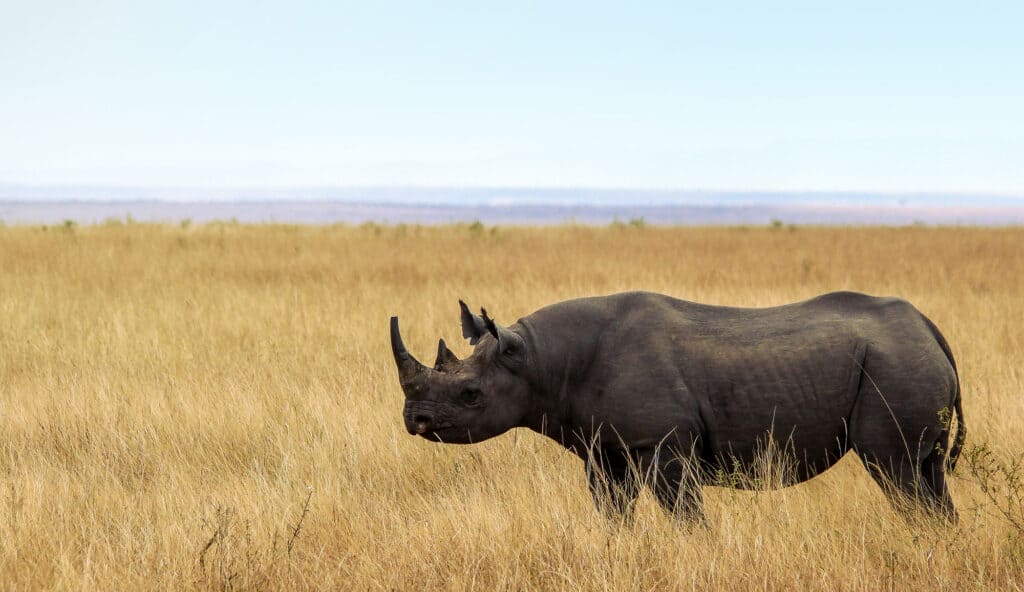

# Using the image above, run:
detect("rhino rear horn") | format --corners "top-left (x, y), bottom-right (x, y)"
top-left (434, 338), bottom-right (460, 371)
top-left (390, 316), bottom-right (427, 382)
top-left (460, 300), bottom-right (489, 345)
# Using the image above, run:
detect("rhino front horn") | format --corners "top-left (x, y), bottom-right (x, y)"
top-left (390, 317), bottom-right (427, 381)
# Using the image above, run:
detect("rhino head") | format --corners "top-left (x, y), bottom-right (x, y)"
top-left (390, 301), bottom-right (534, 444)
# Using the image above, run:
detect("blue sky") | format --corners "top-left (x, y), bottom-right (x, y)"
top-left (1, 1), bottom-right (1022, 193)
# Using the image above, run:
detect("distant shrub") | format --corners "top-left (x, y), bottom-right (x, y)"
top-left (610, 217), bottom-right (646, 229)
top-left (359, 221), bottom-right (382, 236)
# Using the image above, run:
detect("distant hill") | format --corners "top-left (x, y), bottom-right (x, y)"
top-left (1, 186), bottom-right (1022, 225)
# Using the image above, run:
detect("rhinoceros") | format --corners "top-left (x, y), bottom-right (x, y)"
top-left (390, 291), bottom-right (965, 522)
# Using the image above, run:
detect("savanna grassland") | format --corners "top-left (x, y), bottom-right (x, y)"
top-left (0, 221), bottom-right (1022, 591)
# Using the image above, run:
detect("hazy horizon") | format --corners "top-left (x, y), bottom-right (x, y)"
top-left (4, 185), bottom-right (1024, 226)
top-left (2, 184), bottom-right (1023, 206)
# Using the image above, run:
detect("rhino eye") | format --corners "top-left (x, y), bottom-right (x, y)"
top-left (461, 388), bottom-right (482, 407)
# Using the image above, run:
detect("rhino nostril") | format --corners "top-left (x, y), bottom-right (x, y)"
top-left (412, 414), bottom-right (432, 434)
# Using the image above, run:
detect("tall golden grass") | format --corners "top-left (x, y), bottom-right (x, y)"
top-left (0, 221), bottom-right (1022, 590)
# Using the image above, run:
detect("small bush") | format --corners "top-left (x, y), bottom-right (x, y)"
top-left (963, 443), bottom-right (1024, 534)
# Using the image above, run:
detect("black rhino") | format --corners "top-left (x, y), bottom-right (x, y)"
top-left (390, 291), bottom-right (965, 522)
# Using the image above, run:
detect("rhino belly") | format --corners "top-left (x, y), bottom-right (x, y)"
top-left (703, 361), bottom-right (858, 487)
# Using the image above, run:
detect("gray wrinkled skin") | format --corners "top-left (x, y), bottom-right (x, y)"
top-left (391, 291), bottom-right (966, 523)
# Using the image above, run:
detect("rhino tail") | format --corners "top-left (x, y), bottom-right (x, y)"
top-left (947, 387), bottom-right (966, 472)
top-left (920, 312), bottom-right (966, 472)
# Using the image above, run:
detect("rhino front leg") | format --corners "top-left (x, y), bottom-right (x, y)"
top-left (641, 448), bottom-right (706, 526)
top-left (585, 448), bottom-right (640, 521)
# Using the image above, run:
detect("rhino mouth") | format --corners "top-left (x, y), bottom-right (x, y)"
top-left (406, 421), bottom-right (455, 437)
top-left (418, 426), bottom-right (472, 443)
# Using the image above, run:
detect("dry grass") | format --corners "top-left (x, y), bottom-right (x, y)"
top-left (0, 221), bottom-right (1022, 590)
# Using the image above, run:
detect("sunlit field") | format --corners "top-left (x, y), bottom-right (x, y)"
top-left (0, 221), bottom-right (1022, 590)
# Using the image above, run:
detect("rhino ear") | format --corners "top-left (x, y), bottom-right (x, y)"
top-left (434, 338), bottom-right (460, 371)
top-left (459, 300), bottom-right (488, 345)
top-left (480, 307), bottom-right (526, 359)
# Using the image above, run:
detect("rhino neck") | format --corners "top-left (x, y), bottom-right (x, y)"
top-left (515, 313), bottom-right (604, 450)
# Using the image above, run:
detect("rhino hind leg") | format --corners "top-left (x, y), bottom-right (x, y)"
top-left (847, 346), bottom-right (958, 522)
top-left (856, 444), bottom-right (956, 522)
top-left (919, 430), bottom-right (957, 521)
top-left (850, 414), bottom-right (957, 521)
top-left (585, 448), bottom-right (641, 521)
